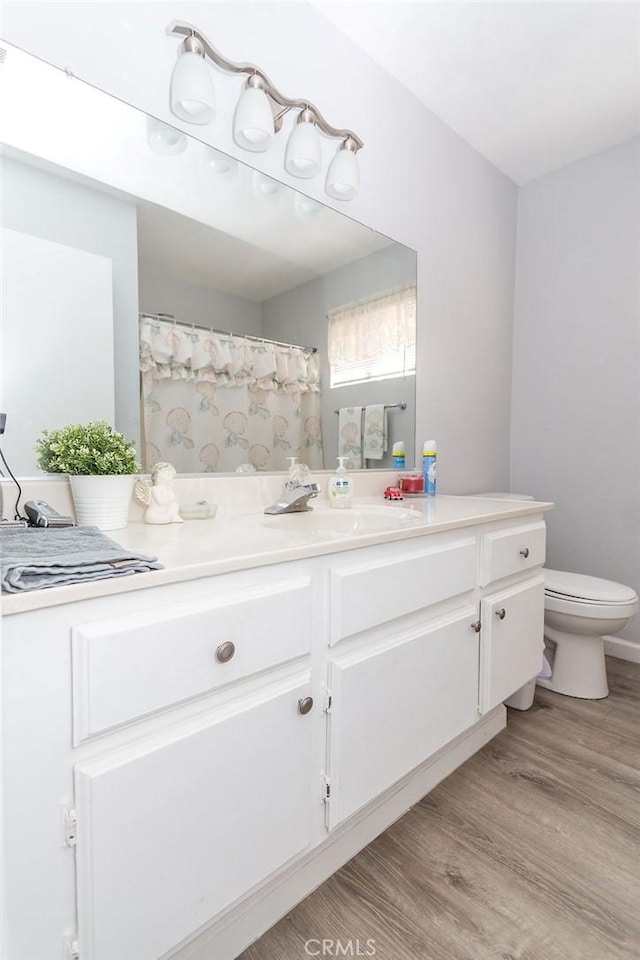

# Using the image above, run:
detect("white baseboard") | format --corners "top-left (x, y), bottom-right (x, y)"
top-left (604, 636), bottom-right (640, 664)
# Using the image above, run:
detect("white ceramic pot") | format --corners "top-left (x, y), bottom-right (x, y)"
top-left (69, 475), bottom-right (136, 531)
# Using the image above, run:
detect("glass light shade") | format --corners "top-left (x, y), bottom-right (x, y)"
top-left (325, 145), bottom-right (359, 200)
top-left (285, 119), bottom-right (321, 179)
top-left (146, 117), bottom-right (188, 156)
top-left (204, 147), bottom-right (238, 180)
top-left (170, 50), bottom-right (215, 125)
top-left (253, 171), bottom-right (284, 200)
top-left (233, 86), bottom-right (274, 152)
top-left (294, 192), bottom-right (322, 220)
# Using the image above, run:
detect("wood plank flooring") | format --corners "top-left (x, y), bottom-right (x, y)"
top-left (239, 657), bottom-right (640, 960)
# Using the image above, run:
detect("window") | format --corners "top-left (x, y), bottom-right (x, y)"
top-left (327, 284), bottom-right (416, 388)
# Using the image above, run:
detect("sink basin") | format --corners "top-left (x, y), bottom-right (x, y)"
top-left (261, 504), bottom-right (423, 537)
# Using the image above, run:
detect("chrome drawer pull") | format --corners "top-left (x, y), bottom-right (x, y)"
top-left (215, 641), bottom-right (236, 663)
top-left (470, 620), bottom-right (482, 633)
top-left (519, 547), bottom-right (530, 559)
top-left (298, 697), bottom-right (314, 716)
top-left (496, 608), bottom-right (506, 620)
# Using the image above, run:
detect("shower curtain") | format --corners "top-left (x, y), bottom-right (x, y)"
top-left (139, 317), bottom-right (323, 473)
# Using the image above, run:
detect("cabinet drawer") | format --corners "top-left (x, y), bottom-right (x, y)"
top-left (330, 538), bottom-right (477, 643)
top-left (480, 521), bottom-right (546, 586)
top-left (72, 576), bottom-right (311, 742)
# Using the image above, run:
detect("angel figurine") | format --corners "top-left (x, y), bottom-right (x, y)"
top-left (135, 462), bottom-right (184, 524)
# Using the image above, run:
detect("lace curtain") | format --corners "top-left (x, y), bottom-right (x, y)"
top-left (328, 283), bottom-right (417, 387)
top-left (139, 317), bottom-right (323, 472)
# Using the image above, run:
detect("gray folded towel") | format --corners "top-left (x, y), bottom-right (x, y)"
top-left (0, 525), bottom-right (163, 593)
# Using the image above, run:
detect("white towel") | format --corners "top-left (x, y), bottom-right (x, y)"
top-left (363, 405), bottom-right (387, 460)
top-left (338, 407), bottom-right (363, 469)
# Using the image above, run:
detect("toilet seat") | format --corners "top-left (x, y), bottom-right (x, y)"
top-left (544, 569), bottom-right (639, 621)
top-left (544, 592), bottom-right (638, 620)
top-left (544, 569), bottom-right (638, 605)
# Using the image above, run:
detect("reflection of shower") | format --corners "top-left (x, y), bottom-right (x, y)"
top-left (139, 313), bottom-right (318, 356)
top-left (139, 314), bottom-right (323, 474)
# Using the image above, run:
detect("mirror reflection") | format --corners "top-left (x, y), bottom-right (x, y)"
top-left (0, 44), bottom-right (417, 475)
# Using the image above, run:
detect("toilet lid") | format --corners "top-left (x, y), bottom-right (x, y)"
top-left (544, 569), bottom-right (638, 604)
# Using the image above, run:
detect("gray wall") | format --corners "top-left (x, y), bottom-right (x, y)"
top-left (262, 245), bottom-right (417, 468)
top-left (1, 156), bottom-right (140, 451)
top-left (511, 137), bottom-right (640, 647)
top-left (138, 271), bottom-right (262, 336)
top-left (2, 1), bottom-right (518, 494)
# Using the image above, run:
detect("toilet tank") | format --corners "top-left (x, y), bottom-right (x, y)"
top-left (474, 492), bottom-right (535, 501)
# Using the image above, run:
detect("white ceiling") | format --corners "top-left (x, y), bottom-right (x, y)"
top-left (312, 1), bottom-right (640, 184)
top-left (136, 202), bottom-right (392, 301)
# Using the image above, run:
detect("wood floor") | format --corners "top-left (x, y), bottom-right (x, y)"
top-left (239, 658), bottom-right (640, 960)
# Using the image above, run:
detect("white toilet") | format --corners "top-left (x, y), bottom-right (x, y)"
top-left (476, 494), bottom-right (639, 701)
top-left (537, 569), bottom-right (638, 699)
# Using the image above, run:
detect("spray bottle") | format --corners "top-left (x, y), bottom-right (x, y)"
top-left (422, 440), bottom-right (437, 497)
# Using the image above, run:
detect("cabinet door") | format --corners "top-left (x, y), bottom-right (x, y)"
top-left (326, 607), bottom-right (479, 829)
top-left (479, 576), bottom-right (545, 713)
top-left (74, 676), bottom-right (315, 960)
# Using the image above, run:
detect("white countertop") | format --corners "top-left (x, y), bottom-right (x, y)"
top-left (1, 495), bottom-right (553, 616)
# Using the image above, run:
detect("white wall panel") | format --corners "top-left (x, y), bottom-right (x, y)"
top-left (0, 228), bottom-right (114, 474)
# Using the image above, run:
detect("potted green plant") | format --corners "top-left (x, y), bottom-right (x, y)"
top-left (36, 420), bottom-right (140, 530)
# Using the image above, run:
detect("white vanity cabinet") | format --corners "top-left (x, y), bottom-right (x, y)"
top-left (0, 507), bottom-right (548, 960)
top-left (1, 564), bottom-right (322, 960)
top-left (74, 673), bottom-right (315, 960)
top-left (324, 534), bottom-right (480, 828)
top-left (479, 576), bottom-right (545, 713)
top-left (478, 520), bottom-right (547, 713)
top-left (326, 605), bottom-right (480, 828)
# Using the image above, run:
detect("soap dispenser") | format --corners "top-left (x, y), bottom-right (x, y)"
top-left (328, 457), bottom-right (353, 509)
top-left (286, 457), bottom-right (311, 489)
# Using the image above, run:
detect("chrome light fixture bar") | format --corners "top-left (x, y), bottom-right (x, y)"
top-left (167, 20), bottom-right (363, 199)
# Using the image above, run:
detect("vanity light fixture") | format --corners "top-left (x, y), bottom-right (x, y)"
top-left (167, 20), bottom-right (363, 199)
top-left (234, 74), bottom-right (275, 152)
top-left (326, 137), bottom-right (360, 200)
top-left (285, 108), bottom-right (322, 179)
top-left (170, 33), bottom-right (216, 124)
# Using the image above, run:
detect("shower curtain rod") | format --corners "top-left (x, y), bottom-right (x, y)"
top-left (139, 312), bottom-right (318, 355)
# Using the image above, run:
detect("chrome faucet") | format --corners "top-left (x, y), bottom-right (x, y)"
top-left (264, 482), bottom-right (320, 515)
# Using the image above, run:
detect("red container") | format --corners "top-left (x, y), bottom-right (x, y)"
top-left (399, 474), bottom-right (424, 494)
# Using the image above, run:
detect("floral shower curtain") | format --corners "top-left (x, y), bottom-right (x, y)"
top-left (139, 317), bottom-right (323, 473)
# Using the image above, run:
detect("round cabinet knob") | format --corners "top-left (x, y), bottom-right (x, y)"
top-left (520, 547), bottom-right (530, 559)
top-left (496, 608), bottom-right (506, 620)
top-left (297, 696), bottom-right (314, 716)
top-left (471, 620), bottom-right (482, 633)
top-left (215, 641), bottom-right (236, 663)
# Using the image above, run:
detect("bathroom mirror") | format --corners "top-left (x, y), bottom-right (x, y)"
top-left (0, 42), bottom-right (416, 476)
